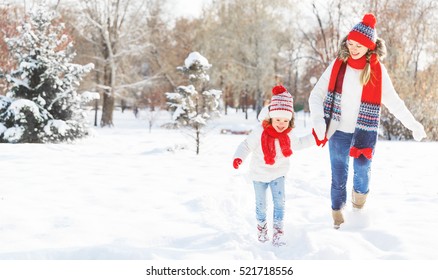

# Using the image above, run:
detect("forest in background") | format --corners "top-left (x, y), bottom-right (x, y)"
top-left (0, 0), bottom-right (436, 140)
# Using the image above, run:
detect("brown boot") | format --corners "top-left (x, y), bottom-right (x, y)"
top-left (352, 190), bottom-right (368, 209)
top-left (332, 210), bottom-right (344, 229)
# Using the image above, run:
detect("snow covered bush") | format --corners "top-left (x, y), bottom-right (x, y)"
top-left (166, 52), bottom-right (222, 154)
top-left (0, 5), bottom-right (97, 143)
top-left (0, 98), bottom-right (48, 143)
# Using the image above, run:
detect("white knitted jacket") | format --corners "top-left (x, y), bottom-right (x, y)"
top-left (233, 125), bottom-right (314, 182)
top-left (309, 59), bottom-right (422, 139)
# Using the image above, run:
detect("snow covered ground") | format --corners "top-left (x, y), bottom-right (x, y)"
top-left (0, 108), bottom-right (437, 262)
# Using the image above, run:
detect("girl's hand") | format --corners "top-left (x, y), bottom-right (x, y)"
top-left (233, 158), bottom-right (242, 169)
top-left (312, 128), bottom-right (328, 147)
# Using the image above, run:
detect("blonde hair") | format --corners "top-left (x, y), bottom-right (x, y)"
top-left (361, 53), bottom-right (372, 85)
top-left (337, 36), bottom-right (387, 86)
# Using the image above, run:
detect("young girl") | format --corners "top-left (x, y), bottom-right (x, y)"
top-left (309, 13), bottom-right (427, 229)
top-left (233, 85), bottom-right (313, 246)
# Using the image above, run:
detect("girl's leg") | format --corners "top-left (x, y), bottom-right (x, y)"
top-left (329, 131), bottom-right (353, 210)
top-left (269, 176), bottom-right (286, 229)
top-left (253, 181), bottom-right (268, 224)
top-left (270, 176), bottom-right (286, 246)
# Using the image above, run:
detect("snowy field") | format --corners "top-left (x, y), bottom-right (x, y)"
top-left (0, 108), bottom-right (437, 261)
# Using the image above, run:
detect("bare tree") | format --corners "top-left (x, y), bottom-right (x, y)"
top-left (297, 0), bottom-right (348, 71)
top-left (72, 0), bottom-right (165, 127)
top-left (0, 6), bottom-right (21, 92)
top-left (374, 0), bottom-right (437, 139)
top-left (198, 0), bottom-right (293, 118)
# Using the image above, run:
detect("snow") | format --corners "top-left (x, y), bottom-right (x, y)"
top-left (0, 109), bottom-right (437, 266)
top-left (80, 91), bottom-right (100, 103)
top-left (44, 120), bottom-right (69, 135)
top-left (5, 76), bottom-right (30, 90)
top-left (184, 51), bottom-right (211, 69)
top-left (7, 100), bottom-right (44, 121)
top-left (2, 125), bottom-right (24, 142)
top-left (204, 89), bottom-right (222, 98)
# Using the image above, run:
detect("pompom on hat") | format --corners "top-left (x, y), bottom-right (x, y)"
top-left (268, 85), bottom-right (294, 120)
top-left (347, 13), bottom-right (377, 50)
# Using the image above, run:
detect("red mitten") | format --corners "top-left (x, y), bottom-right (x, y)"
top-left (233, 158), bottom-right (242, 169)
top-left (312, 129), bottom-right (328, 147)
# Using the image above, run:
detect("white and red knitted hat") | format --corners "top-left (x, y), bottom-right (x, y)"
top-left (268, 85), bottom-right (294, 120)
top-left (347, 13), bottom-right (377, 50)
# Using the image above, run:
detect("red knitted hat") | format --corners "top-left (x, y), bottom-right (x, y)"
top-left (269, 85), bottom-right (294, 120)
top-left (347, 13), bottom-right (377, 50)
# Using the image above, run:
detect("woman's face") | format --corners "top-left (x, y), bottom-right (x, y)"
top-left (347, 39), bottom-right (368, 59)
top-left (271, 117), bottom-right (290, 133)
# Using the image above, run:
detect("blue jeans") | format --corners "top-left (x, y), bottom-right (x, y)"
top-left (253, 176), bottom-right (285, 228)
top-left (329, 131), bottom-right (372, 210)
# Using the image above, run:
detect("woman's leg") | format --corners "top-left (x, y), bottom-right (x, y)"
top-left (352, 155), bottom-right (372, 208)
top-left (353, 156), bottom-right (372, 194)
top-left (329, 131), bottom-right (353, 210)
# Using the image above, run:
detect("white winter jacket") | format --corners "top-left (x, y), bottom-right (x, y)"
top-left (233, 125), bottom-right (314, 182)
top-left (309, 59), bottom-right (422, 139)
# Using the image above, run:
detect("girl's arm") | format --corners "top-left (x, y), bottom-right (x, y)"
top-left (290, 133), bottom-right (315, 150)
top-left (380, 64), bottom-right (426, 140)
top-left (233, 125), bottom-right (261, 162)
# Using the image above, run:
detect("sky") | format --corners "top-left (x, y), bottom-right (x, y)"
top-left (167, 0), bottom-right (208, 19)
top-left (0, 108), bottom-right (437, 279)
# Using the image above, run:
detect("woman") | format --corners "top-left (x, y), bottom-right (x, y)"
top-left (309, 13), bottom-right (427, 229)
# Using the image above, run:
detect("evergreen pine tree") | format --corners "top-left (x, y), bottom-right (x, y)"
top-left (0, 5), bottom-right (96, 143)
top-left (166, 52), bottom-right (222, 154)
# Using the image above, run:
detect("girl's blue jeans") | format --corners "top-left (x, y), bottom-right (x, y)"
top-left (253, 176), bottom-right (285, 228)
top-left (329, 131), bottom-right (372, 210)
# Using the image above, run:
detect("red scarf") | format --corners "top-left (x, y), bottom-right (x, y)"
top-left (328, 54), bottom-right (381, 103)
top-left (346, 54), bottom-right (381, 104)
top-left (261, 120), bottom-right (292, 165)
top-left (347, 55), bottom-right (367, 69)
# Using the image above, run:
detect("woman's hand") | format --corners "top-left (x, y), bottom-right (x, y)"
top-left (412, 122), bottom-right (427, 141)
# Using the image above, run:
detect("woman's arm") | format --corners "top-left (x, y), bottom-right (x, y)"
top-left (309, 60), bottom-right (335, 139)
top-left (380, 64), bottom-right (426, 140)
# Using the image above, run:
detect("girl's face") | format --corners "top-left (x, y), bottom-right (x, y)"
top-left (347, 39), bottom-right (368, 59)
top-left (271, 117), bottom-right (290, 133)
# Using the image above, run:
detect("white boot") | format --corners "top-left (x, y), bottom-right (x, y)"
top-left (257, 222), bottom-right (269, 243)
top-left (272, 226), bottom-right (286, 247)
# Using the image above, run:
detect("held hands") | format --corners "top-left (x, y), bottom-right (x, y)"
top-left (412, 122), bottom-right (427, 141)
top-left (312, 122), bottom-right (328, 147)
top-left (233, 158), bottom-right (242, 169)
top-left (313, 122), bottom-right (326, 140)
